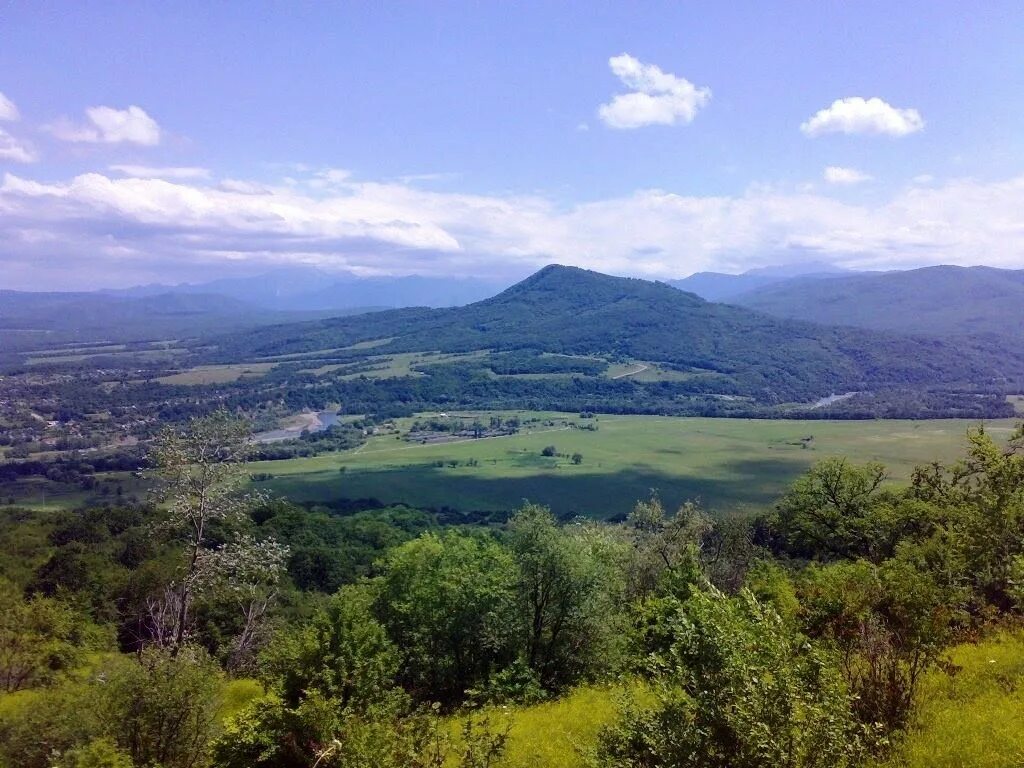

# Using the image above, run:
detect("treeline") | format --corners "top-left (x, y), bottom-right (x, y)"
top-left (1, 416), bottom-right (1023, 767)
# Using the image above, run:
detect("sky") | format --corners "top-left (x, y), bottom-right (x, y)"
top-left (2, 1), bottom-right (1024, 290)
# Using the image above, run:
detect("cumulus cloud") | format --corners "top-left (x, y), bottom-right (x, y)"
top-left (0, 92), bottom-right (19, 122)
top-left (3, 167), bottom-right (1024, 289)
top-left (49, 105), bottom-right (161, 145)
top-left (0, 129), bottom-right (36, 163)
top-left (598, 54), bottom-right (711, 129)
top-left (823, 166), bottom-right (872, 185)
top-left (109, 164), bottom-right (209, 179)
top-left (801, 97), bottom-right (924, 137)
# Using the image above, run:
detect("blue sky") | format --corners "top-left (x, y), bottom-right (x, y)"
top-left (2, 1), bottom-right (1024, 289)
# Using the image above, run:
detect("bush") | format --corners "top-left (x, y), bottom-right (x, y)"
top-left (597, 588), bottom-right (867, 768)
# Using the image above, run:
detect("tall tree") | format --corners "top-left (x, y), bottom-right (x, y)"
top-left (147, 411), bottom-right (285, 654)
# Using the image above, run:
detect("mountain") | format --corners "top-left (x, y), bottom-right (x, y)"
top-left (206, 265), bottom-right (1023, 405)
top-left (669, 262), bottom-right (857, 302)
top-left (108, 267), bottom-right (510, 311)
top-left (0, 291), bottom-right (354, 352)
top-left (728, 265), bottom-right (1024, 340)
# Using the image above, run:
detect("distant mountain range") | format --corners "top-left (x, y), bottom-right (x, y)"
top-left (0, 291), bottom-right (350, 352)
top-left (668, 262), bottom-right (861, 302)
top-left (721, 265), bottom-right (1024, 341)
top-left (106, 267), bottom-right (511, 311)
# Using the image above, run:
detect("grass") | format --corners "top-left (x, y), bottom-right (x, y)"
top-left (881, 630), bottom-right (1024, 768)
top-left (156, 362), bottom-right (277, 385)
top-left (1009, 395), bottom-right (1024, 414)
top-left (0, 474), bottom-right (148, 511)
top-left (26, 348), bottom-right (184, 366)
top-left (448, 684), bottom-right (632, 768)
top-left (256, 413), bottom-right (1020, 518)
top-left (219, 678), bottom-right (267, 721)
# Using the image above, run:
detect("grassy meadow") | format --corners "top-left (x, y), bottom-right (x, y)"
top-left (884, 630), bottom-right (1024, 768)
top-left (439, 631), bottom-right (1024, 768)
top-left (255, 413), bottom-right (1021, 518)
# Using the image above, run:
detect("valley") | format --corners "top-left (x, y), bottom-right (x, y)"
top-left (256, 412), bottom-right (1020, 518)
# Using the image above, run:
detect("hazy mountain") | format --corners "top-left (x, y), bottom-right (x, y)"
top-left (206, 265), bottom-right (1023, 402)
top-left (109, 267), bottom-right (511, 311)
top-left (669, 262), bottom-right (857, 301)
top-left (729, 265), bottom-right (1024, 340)
top-left (0, 291), bottom-right (353, 352)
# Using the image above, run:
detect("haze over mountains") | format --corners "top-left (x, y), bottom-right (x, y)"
top-left (724, 265), bottom-right (1024, 340)
top-left (106, 268), bottom-right (509, 312)
top-left (668, 262), bottom-right (861, 302)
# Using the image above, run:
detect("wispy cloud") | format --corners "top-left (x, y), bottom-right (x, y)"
top-left (0, 92), bottom-right (20, 122)
top-left (110, 164), bottom-right (210, 179)
top-left (823, 166), bottom-right (872, 185)
top-left (49, 105), bottom-right (162, 145)
top-left (0, 129), bottom-right (36, 163)
top-left (801, 97), bottom-right (924, 137)
top-left (598, 54), bottom-right (711, 129)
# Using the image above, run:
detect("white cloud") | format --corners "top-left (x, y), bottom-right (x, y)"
top-left (3, 168), bottom-right (1024, 288)
top-left (0, 92), bottom-right (19, 122)
top-left (49, 105), bottom-right (161, 145)
top-left (109, 164), bottom-right (209, 179)
top-left (0, 129), bottom-right (36, 163)
top-left (598, 54), bottom-right (711, 129)
top-left (801, 97), bottom-right (924, 137)
top-left (823, 166), bottom-right (872, 185)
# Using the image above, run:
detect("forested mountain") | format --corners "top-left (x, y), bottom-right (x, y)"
top-left (206, 265), bottom-right (1024, 403)
top-left (727, 265), bottom-right (1024, 340)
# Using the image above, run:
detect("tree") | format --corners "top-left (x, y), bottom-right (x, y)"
top-left (262, 585), bottom-right (400, 713)
top-left (507, 504), bottom-right (628, 690)
top-left (100, 646), bottom-right (223, 768)
top-left (217, 585), bottom-right (510, 768)
top-left (147, 411), bottom-right (286, 655)
top-left (597, 589), bottom-right (866, 768)
top-left (625, 495), bottom-right (709, 600)
top-left (797, 556), bottom-right (959, 732)
top-left (0, 578), bottom-right (105, 692)
top-left (198, 534), bottom-right (289, 671)
top-left (571, 452), bottom-right (583, 465)
top-left (373, 532), bottom-right (519, 704)
top-left (773, 458), bottom-right (888, 560)
top-left (911, 423), bottom-right (1024, 608)
top-left (541, 445), bottom-right (557, 457)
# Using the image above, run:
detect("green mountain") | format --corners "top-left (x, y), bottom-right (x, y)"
top-left (207, 265), bottom-right (1023, 405)
top-left (728, 265), bottom-right (1024, 340)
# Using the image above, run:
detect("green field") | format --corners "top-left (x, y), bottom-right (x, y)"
top-left (256, 413), bottom-right (1021, 518)
top-left (156, 362), bottom-right (277, 385)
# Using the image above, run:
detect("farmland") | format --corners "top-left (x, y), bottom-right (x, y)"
top-left (254, 412), bottom-right (1019, 518)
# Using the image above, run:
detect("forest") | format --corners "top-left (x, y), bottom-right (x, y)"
top-left (2, 411), bottom-right (1023, 767)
